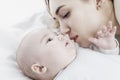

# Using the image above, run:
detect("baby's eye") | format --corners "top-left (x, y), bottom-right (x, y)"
top-left (62, 11), bottom-right (70, 19)
top-left (47, 38), bottom-right (53, 43)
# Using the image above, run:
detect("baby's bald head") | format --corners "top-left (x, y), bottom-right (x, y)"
top-left (16, 28), bottom-right (56, 80)
top-left (16, 28), bottom-right (76, 80)
top-left (16, 29), bottom-right (44, 79)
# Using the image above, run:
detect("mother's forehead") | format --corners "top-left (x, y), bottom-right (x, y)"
top-left (49, 0), bottom-right (72, 9)
top-left (49, 0), bottom-right (81, 17)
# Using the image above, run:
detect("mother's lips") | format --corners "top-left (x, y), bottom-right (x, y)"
top-left (70, 35), bottom-right (78, 42)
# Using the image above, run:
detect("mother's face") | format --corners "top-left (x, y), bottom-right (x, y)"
top-left (49, 0), bottom-right (108, 47)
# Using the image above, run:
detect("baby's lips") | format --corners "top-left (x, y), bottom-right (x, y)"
top-left (65, 42), bottom-right (69, 47)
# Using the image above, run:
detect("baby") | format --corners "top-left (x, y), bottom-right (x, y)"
top-left (16, 23), bottom-right (119, 80)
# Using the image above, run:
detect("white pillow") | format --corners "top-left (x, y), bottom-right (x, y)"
top-left (0, 11), bottom-right (54, 80)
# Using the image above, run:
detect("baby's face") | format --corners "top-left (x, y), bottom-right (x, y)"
top-left (25, 28), bottom-right (77, 69)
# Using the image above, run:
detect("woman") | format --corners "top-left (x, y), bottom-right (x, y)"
top-left (45, 0), bottom-right (120, 47)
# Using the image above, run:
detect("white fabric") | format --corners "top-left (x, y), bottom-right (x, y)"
top-left (54, 47), bottom-right (120, 80)
top-left (0, 11), bottom-right (55, 80)
top-left (90, 39), bottom-right (119, 55)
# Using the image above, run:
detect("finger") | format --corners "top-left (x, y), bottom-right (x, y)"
top-left (105, 26), bottom-right (116, 37)
top-left (102, 25), bottom-right (107, 33)
top-left (97, 30), bottom-right (104, 38)
top-left (111, 26), bottom-right (117, 34)
top-left (108, 21), bottom-right (112, 28)
top-left (89, 37), bottom-right (98, 45)
top-left (107, 21), bottom-right (113, 32)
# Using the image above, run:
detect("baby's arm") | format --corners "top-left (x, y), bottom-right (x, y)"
top-left (89, 21), bottom-right (119, 54)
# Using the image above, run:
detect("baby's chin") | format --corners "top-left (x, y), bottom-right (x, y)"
top-left (64, 51), bottom-right (76, 70)
top-left (70, 47), bottom-right (77, 64)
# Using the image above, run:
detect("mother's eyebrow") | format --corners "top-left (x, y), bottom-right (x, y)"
top-left (55, 5), bottom-right (65, 15)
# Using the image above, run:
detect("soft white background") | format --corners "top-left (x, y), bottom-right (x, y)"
top-left (0, 0), bottom-right (45, 28)
top-left (0, 0), bottom-right (48, 79)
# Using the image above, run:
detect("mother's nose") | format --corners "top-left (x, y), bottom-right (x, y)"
top-left (59, 20), bottom-right (71, 35)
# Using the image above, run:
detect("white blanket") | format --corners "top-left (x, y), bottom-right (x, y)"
top-left (54, 47), bottom-right (120, 80)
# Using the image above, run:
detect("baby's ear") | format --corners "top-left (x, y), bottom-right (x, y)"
top-left (96, 0), bottom-right (105, 10)
top-left (31, 63), bottom-right (47, 74)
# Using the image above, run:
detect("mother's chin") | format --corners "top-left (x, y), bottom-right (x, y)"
top-left (75, 37), bottom-right (92, 48)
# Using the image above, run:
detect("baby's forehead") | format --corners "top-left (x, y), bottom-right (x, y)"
top-left (28, 28), bottom-right (51, 37)
top-left (29, 28), bottom-right (54, 42)
top-left (33, 28), bottom-right (50, 34)
top-left (33, 28), bottom-right (58, 37)
top-left (23, 28), bottom-right (57, 45)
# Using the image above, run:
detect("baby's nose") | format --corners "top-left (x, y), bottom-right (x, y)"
top-left (58, 35), bottom-right (64, 41)
top-left (64, 34), bottom-right (69, 38)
